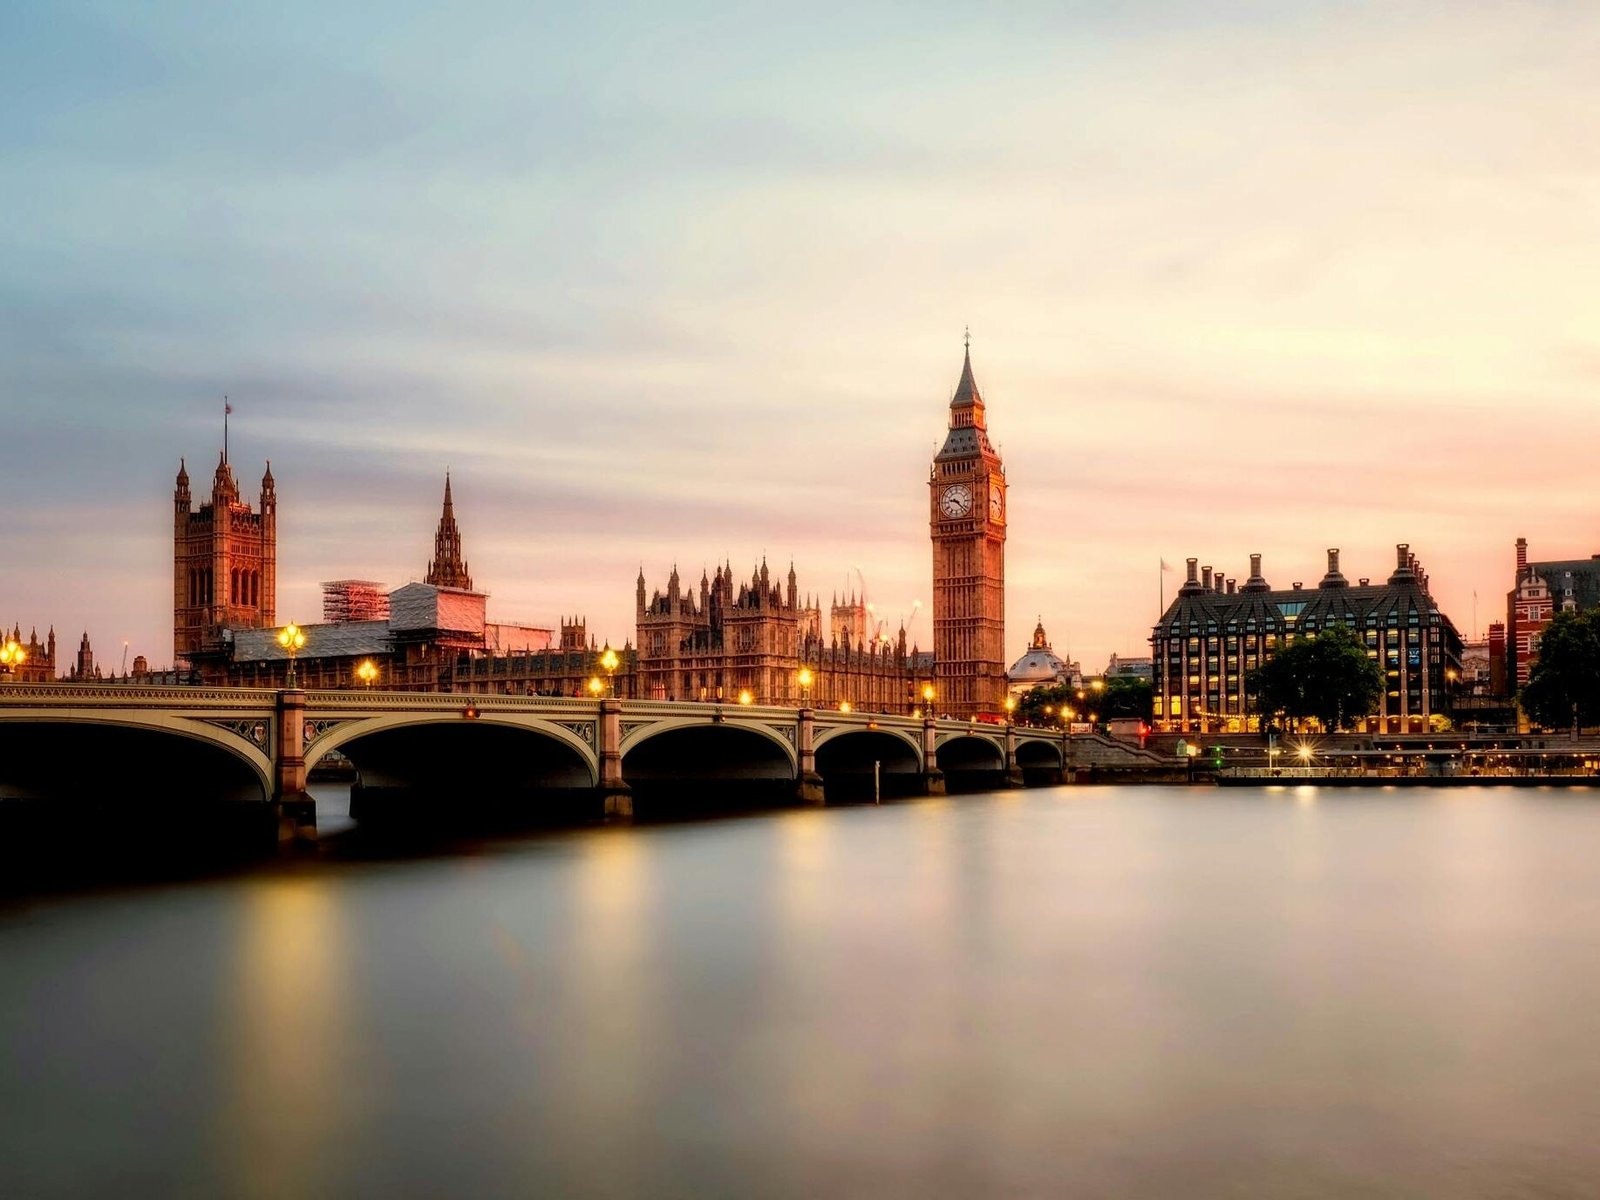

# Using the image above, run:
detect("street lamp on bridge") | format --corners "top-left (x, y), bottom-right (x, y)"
top-left (276, 622), bottom-right (306, 688)
top-left (797, 666), bottom-right (813, 706)
top-left (356, 659), bottom-right (377, 690)
top-left (587, 676), bottom-right (604, 697)
top-left (600, 645), bottom-right (619, 697)
top-left (0, 638), bottom-right (26, 681)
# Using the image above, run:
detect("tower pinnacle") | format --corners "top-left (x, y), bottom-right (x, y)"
top-left (424, 473), bottom-right (473, 590)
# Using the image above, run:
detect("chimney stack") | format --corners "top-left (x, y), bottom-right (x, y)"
top-left (1201, 565), bottom-right (1213, 590)
top-left (1516, 537), bottom-right (1528, 574)
top-left (1186, 558), bottom-right (1198, 584)
top-left (1226, 578), bottom-right (1236, 595)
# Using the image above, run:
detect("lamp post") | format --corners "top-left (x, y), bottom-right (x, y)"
top-left (356, 659), bottom-right (377, 691)
top-left (0, 638), bottom-right (26, 682)
top-left (277, 622), bottom-right (306, 688)
top-left (600, 645), bottom-right (619, 697)
top-left (738, 689), bottom-right (753, 706)
top-left (587, 676), bottom-right (604, 698)
top-left (797, 666), bottom-right (813, 707)
top-left (839, 700), bottom-right (852, 714)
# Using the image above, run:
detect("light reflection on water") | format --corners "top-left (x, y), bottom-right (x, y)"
top-left (4, 786), bottom-right (1600, 1197)
top-left (217, 878), bottom-right (350, 1200)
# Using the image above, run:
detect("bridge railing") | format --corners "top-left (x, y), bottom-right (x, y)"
top-left (0, 682), bottom-right (277, 708)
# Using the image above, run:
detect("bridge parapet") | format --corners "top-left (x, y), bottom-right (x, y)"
top-left (0, 683), bottom-right (277, 711)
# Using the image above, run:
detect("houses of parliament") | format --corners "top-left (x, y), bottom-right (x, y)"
top-left (155, 343), bottom-right (1011, 717)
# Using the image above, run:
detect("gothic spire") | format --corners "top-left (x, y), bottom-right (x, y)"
top-left (951, 337), bottom-right (982, 409)
top-left (424, 472), bottom-right (473, 590)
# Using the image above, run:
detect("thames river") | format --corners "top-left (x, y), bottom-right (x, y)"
top-left (5, 785), bottom-right (1600, 1198)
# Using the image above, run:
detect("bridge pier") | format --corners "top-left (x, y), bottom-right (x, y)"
top-left (1003, 722), bottom-right (1026, 788)
top-left (273, 689), bottom-right (317, 845)
top-left (796, 708), bottom-right (825, 805)
top-left (598, 696), bottom-right (633, 820)
top-left (920, 715), bottom-right (946, 795)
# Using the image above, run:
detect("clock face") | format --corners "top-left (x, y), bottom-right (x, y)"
top-left (989, 483), bottom-right (1004, 521)
top-left (939, 484), bottom-right (973, 519)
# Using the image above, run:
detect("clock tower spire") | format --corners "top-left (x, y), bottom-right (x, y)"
top-left (930, 335), bottom-right (1007, 718)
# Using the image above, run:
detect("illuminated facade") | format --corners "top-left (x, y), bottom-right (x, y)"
top-left (3, 624), bottom-right (56, 683)
top-left (929, 342), bottom-right (1008, 718)
top-left (634, 561), bottom-right (927, 710)
top-left (1152, 546), bottom-right (1463, 734)
top-left (174, 453), bottom-right (276, 665)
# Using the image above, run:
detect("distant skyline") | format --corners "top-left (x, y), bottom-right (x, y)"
top-left (4, 2), bottom-right (1598, 671)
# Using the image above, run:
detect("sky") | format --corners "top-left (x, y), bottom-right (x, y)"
top-left (3, 1), bottom-right (1598, 673)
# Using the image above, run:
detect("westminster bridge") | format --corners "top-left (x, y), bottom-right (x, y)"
top-left (0, 684), bottom-right (1168, 840)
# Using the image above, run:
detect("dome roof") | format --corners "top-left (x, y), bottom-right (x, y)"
top-left (1008, 645), bottom-right (1068, 684)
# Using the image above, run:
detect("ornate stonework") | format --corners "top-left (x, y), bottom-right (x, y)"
top-left (930, 340), bottom-right (1007, 718)
top-left (174, 453), bottom-right (276, 665)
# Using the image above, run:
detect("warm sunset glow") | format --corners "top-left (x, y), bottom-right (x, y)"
top-left (6, 6), bottom-right (1593, 678)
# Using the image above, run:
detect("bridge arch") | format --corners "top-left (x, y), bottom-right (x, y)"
top-left (934, 732), bottom-right (1007, 792)
top-left (620, 717), bottom-right (798, 775)
top-left (813, 725), bottom-right (924, 801)
top-left (812, 723), bottom-right (923, 765)
top-left (306, 712), bottom-right (599, 785)
top-left (1014, 736), bottom-right (1065, 770)
top-left (621, 718), bottom-right (797, 814)
top-left (308, 713), bottom-right (600, 824)
top-left (0, 712), bottom-right (272, 803)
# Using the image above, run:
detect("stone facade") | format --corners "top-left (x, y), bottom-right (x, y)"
top-left (3, 624), bottom-right (56, 683)
top-left (930, 341), bottom-right (1008, 718)
top-left (634, 561), bottom-right (928, 710)
top-left (174, 453), bottom-right (276, 665)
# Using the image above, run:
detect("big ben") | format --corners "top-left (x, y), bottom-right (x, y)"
top-left (930, 336), bottom-right (1006, 717)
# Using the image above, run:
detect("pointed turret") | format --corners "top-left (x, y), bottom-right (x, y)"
top-left (424, 472), bottom-right (473, 590)
top-left (951, 342), bottom-right (982, 410)
top-left (211, 450), bottom-right (239, 505)
top-left (936, 335), bottom-right (996, 460)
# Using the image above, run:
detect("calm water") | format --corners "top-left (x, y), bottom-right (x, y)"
top-left (5, 785), bottom-right (1600, 1198)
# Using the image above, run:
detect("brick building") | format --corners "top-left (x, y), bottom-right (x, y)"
top-left (1506, 536), bottom-right (1600, 688)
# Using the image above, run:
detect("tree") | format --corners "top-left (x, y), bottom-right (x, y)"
top-left (1521, 609), bottom-right (1600, 733)
top-left (1096, 676), bottom-right (1153, 723)
top-left (1014, 683), bottom-right (1073, 726)
top-left (1248, 626), bottom-right (1382, 732)
top-left (1014, 677), bottom-right (1152, 729)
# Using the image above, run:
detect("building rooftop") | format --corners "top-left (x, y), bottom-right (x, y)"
top-left (228, 620), bottom-right (392, 662)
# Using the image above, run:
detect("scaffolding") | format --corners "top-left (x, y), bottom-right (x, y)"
top-left (321, 580), bottom-right (390, 624)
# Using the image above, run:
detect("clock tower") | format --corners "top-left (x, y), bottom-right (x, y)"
top-left (930, 337), bottom-right (1006, 717)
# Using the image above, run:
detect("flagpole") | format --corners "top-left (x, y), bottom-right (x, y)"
top-left (223, 395), bottom-right (229, 464)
